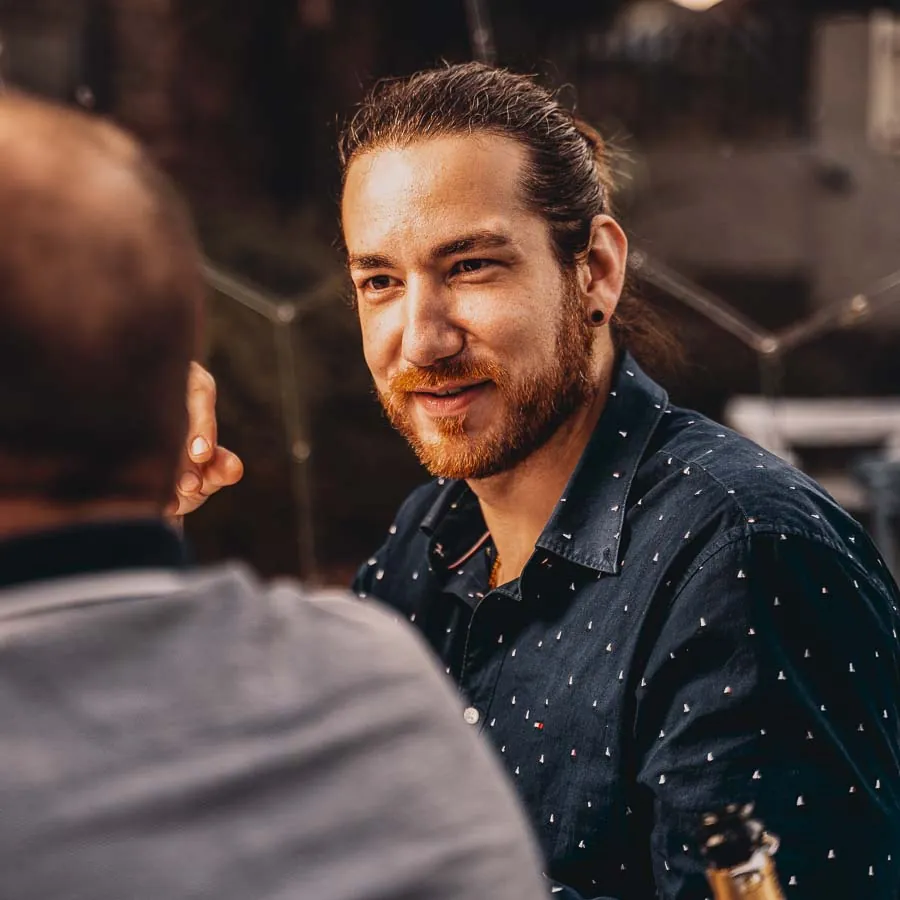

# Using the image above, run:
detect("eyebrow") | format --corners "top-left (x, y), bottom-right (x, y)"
top-left (431, 230), bottom-right (516, 260)
top-left (347, 230), bottom-right (517, 272)
top-left (347, 252), bottom-right (394, 271)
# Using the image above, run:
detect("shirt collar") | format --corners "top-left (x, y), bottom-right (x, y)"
top-left (0, 519), bottom-right (190, 591)
top-left (535, 353), bottom-right (668, 574)
top-left (420, 352), bottom-right (668, 577)
top-left (420, 479), bottom-right (484, 572)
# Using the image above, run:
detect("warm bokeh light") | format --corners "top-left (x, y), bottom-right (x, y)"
top-left (669, 0), bottom-right (725, 10)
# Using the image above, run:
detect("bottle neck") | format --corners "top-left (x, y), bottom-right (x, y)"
top-left (706, 854), bottom-right (786, 900)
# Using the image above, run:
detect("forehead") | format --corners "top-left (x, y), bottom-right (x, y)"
top-left (341, 134), bottom-right (542, 258)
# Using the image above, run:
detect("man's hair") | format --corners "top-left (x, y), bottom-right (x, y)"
top-left (339, 62), bottom-right (679, 374)
top-left (0, 92), bottom-right (202, 504)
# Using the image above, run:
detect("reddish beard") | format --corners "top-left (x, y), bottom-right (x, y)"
top-left (378, 287), bottom-right (595, 480)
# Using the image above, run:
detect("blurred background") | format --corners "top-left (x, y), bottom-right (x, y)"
top-left (1, 0), bottom-right (898, 584)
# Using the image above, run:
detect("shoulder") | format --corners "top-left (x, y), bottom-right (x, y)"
top-left (0, 565), bottom-right (548, 900)
top-left (642, 405), bottom-right (869, 561)
top-left (248, 577), bottom-right (549, 899)
top-left (177, 566), bottom-right (479, 749)
top-left (265, 576), bottom-right (440, 678)
top-left (166, 563), bottom-right (443, 692)
top-left (353, 478), bottom-right (456, 599)
top-left (361, 479), bottom-right (449, 562)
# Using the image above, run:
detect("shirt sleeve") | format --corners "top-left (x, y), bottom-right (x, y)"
top-left (632, 529), bottom-right (900, 899)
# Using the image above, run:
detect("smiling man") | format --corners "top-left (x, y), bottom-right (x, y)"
top-left (182, 63), bottom-right (900, 899)
top-left (339, 64), bottom-right (900, 899)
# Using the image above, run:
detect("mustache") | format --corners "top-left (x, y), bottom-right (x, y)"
top-left (389, 358), bottom-right (506, 394)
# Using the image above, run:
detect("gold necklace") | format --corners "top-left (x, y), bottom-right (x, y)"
top-left (488, 554), bottom-right (502, 590)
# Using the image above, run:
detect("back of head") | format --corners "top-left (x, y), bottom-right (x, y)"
top-left (0, 92), bottom-right (202, 506)
top-left (340, 62), bottom-right (680, 376)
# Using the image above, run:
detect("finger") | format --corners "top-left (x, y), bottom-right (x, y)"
top-left (167, 491), bottom-right (205, 517)
top-left (167, 466), bottom-right (205, 517)
top-left (169, 495), bottom-right (205, 517)
top-left (185, 362), bottom-right (218, 463)
top-left (197, 447), bottom-right (245, 493)
top-left (177, 468), bottom-right (202, 496)
top-left (168, 447), bottom-right (244, 518)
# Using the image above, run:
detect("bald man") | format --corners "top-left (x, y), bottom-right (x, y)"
top-left (0, 92), bottom-right (547, 900)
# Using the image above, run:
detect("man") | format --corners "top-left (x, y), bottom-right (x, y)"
top-left (184, 64), bottom-right (900, 898)
top-left (0, 90), bottom-right (547, 900)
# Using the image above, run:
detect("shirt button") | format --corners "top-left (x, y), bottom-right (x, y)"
top-left (463, 706), bottom-right (481, 726)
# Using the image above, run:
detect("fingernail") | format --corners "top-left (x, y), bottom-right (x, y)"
top-left (190, 436), bottom-right (210, 457)
top-left (179, 472), bottom-right (201, 493)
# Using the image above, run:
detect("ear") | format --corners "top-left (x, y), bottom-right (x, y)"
top-left (575, 215), bottom-right (628, 321)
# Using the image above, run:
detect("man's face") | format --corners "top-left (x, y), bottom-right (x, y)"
top-left (342, 134), bottom-right (596, 480)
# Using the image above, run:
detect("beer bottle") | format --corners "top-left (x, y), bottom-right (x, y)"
top-left (698, 803), bottom-right (786, 899)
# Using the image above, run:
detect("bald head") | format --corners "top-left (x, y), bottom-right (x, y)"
top-left (0, 92), bottom-right (203, 505)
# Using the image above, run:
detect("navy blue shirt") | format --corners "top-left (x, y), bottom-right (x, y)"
top-left (354, 354), bottom-right (900, 899)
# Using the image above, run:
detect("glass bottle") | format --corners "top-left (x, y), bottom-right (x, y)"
top-left (698, 803), bottom-right (786, 899)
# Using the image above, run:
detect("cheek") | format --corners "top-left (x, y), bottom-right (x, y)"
top-left (479, 310), bottom-right (555, 360)
top-left (459, 277), bottom-right (562, 346)
top-left (358, 310), bottom-right (398, 386)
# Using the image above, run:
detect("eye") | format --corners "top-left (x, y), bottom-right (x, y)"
top-left (451, 258), bottom-right (495, 276)
top-left (361, 274), bottom-right (397, 292)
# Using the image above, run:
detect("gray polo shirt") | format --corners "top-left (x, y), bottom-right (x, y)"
top-left (0, 521), bottom-right (546, 900)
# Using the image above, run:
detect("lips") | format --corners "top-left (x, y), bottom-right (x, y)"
top-left (417, 380), bottom-right (488, 398)
top-left (432, 386), bottom-right (468, 397)
top-left (412, 381), bottom-right (491, 417)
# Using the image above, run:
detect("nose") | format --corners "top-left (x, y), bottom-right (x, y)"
top-left (400, 276), bottom-right (465, 368)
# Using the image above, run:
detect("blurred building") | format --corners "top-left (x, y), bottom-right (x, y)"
top-left (1, 0), bottom-right (897, 580)
top-left (574, 5), bottom-right (900, 324)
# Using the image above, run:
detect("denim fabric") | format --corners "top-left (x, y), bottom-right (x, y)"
top-left (355, 354), bottom-right (900, 899)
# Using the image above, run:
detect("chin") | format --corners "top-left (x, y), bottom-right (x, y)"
top-left (413, 436), bottom-right (514, 481)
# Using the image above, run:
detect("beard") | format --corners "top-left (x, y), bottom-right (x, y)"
top-left (378, 282), bottom-right (596, 480)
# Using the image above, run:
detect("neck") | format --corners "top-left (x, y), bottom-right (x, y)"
top-left (469, 354), bottom-right (615, 584)
top-left (0, 498), bottom-right (163, 543)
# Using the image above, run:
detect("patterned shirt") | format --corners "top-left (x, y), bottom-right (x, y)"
top-left (354, 353), bottom-right (900, 899)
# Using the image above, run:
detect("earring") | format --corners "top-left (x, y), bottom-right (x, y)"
top-left (589, 309), bottom-right (606, 326)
